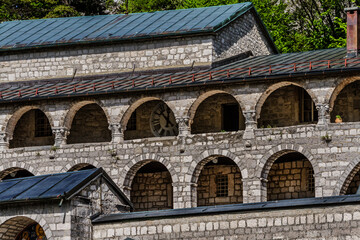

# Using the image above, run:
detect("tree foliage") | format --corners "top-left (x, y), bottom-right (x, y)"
top-left (1, 0), bottom-right (360, 53)
top-left (0, 0), bottom-right (114, 21)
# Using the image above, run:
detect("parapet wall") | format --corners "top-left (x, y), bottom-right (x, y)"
top-left (92, 203), bottom-right (360, 239)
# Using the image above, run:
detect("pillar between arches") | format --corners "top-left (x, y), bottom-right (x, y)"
top-left (52, 127), bottom-right (69, 147)
top-left (172, 182), bottom-right (193, 209)
top-left (108, 123), bottom-right (124, 143)
top-left (316, 103), bottom-right (330, 127)
top-left (176, 117), bottom-right (190, 136)
top-left (243, 110), bottom-right (257, 139)
top-left (0, 132), bottom-right (9, 151)
top-left (242, 177), bottom-right (267, 203)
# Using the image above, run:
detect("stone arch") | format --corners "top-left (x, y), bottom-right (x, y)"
top-left (0, 162), bottom-right (37, 177)
top-left (120, 96), bottom-right (162, 130)
top-left (188, 149), bottom-right (247, 185)
top-left (187, 90), bottom-right (246, 123)
top-left (257, 144), bottom-right (317, 180)
top-left (0, 216), bottom-right (52, 240)
top-left (67, 163), bottom-right (96, 172)
top-left (63, 100), bottom-right (111, 130)
top-left (119, 154), bottom-right (179, 190)
top-left (329, 76), bottom-right (360, 111)
top-left (0, 167), bottom-right (34, 180)
top-left (335, 157), bottom-right (360, 195)
top-left (62, 158), bottom-right (99, 172)
top-left (5, 106), bottom-right (54, 140)
top-left (255, 81), bottom-right (318, 120)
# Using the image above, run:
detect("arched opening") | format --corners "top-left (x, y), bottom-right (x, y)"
top-left (9, 109), bottom-right (54, 148)
top-left (191, 93), bottom-right (245, 134)
top-left (67, 103), bottom-right (111, 144)
top-left (258, 85), bottom-right (318, 128)
top-left (124, 100), bottom-right (178, 140)
top-left (0, 167), bottom-right (33, 180)
top-left (331, 80), bottom-right (360, 122)
top-left (266, 152), bottom-right (315, 201)
top-left (130, 161), bottom-right (173, 211)
top-left (196, 156), bottom-right (242, 206)
top-left (68, 163), bottom-right (95, 172)
top-left (339, 162), bottom-right (360, 195)
top-left (0, 217), bottom-right (47, 240)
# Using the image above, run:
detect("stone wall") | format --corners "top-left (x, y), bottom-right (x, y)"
top-left (267, 159), bottom-right (314, 201)
top-left (197, 164), bottom-right (243, 206)
top-left (0, 11), bottom-right (274, 83)
top-left (9, 109), bottom-right (54, 148)
top-left (67, 104), bottom-right (111, 144)
top-left (213, 11), bottom-right (274, 61)
top-left (93, 203), bottom-right (360, 239)
top-left (71, 178), bottom-right (128, 240)
top-left (131, 171), bottom-right (173, 212)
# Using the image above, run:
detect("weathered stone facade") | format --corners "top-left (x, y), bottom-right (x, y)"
top-left (93, 203), bottom-right (360, 239)
top-left (0, 11), bottom-right (274, 83)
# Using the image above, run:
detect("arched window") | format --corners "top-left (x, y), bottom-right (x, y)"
top-left (191, 93), bottom-right (245, 134)
top-left (0, 167), bottom-right (33, 180)
top-left (331, 80), bottom-right (360, 122)
top-left (0, 217), bottom-right (47, 240)
top-left (67, 104), bottom-right (111, 144)
top-left (130, 161), bottom-right (173, 211)
top-left (266, 152), bottom-right (315, 201)
top-left (124, 100), bottom-right (178, 140)
top-left (258, 86), bottom-right (317, 128)
top-left (10, 109), bottom-right (54, 148)
top-left (196, 156), bottom-right (242, 206)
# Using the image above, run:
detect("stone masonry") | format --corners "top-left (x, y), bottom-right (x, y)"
top-left (0, 11), bottom-right (274, 83)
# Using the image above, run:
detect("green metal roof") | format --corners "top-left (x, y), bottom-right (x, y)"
top-left (0, 3), bottom-right (254, 51)
top-left (0, 48), bottom-right (357, 102)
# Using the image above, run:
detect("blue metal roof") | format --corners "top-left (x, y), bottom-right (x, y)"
top-left (0, 47), bottom-right (358, 103)
top-left (0, 3), bottom-right (254, 51)
top-left (0, 168), bottom-right (132, 207)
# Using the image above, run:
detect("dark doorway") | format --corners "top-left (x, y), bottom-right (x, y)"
top-left (222, 104), bottom-right (239, 131)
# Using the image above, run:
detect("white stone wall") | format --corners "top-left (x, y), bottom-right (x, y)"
top-left (0, 11), bottom-right (274, 83)
top-left (93, 203), bottom-right (360, 239)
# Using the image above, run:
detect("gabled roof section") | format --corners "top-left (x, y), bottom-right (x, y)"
top-left (0, 47), bottom-right (359, 103)
top-left (0, 3), bottom-right (254, 52)
top-left (0, 168), bottom-right (132, 208)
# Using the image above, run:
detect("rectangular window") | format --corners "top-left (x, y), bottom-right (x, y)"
top-left (299, 89), bottom-right (318, 123)
top-left (127, 110), bottom-right (137, 131)
top-left (216, 174), bottom-right (228, 197)
top-left (308, 168), bottom-right (315, 192)
top-left (222, 104), bottom-right (239, 131)
top-left (35, 110), bottom-right (52, 137)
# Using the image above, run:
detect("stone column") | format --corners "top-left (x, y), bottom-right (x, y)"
top-left (52, 127), bottom-right (69, 147)
top-left (176, 117), bottom-right (190, 136)
top-left (108, 123), bottom-right (124, 143)
top-left (172, 182), bottom-right (193, 209)
top-left (242, 177), bottom-right (266, 203)
top-left (243, 110), bottom-right (257, 139)
top-left (0, 132), bottom-right (9, 151)
top-left (316, 103), bottom-right (330, 127)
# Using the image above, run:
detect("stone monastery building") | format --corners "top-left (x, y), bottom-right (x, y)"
top-left (1, 2), bottom-right (360, 239)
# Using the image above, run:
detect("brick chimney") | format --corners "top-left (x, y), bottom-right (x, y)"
top-left (346, 7), bottom-right (360, 57)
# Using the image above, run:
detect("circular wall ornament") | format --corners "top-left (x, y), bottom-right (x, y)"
top-left (150, 102), bottom-right (178, 137)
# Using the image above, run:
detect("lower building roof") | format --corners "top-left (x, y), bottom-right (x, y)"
top-left (0, 168), bottom-right (132, 208)
top-left (92, 194), bottom-right (360, 224)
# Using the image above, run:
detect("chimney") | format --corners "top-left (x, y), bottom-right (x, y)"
top-left (346, 7), bottom-right (360, 58)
